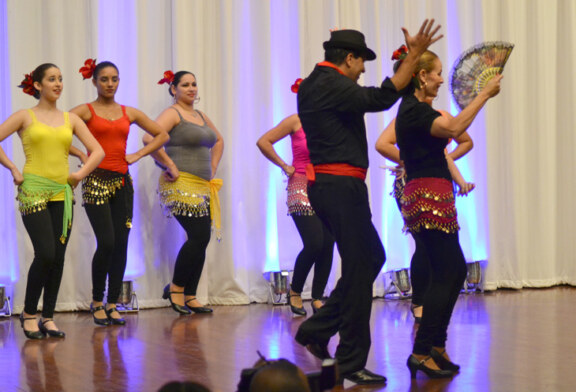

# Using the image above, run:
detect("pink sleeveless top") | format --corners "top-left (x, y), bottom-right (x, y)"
top-left (290, 128), bottom-right (311, 175)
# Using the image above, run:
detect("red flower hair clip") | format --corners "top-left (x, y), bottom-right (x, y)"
top-left (79, 58), bottom-right (97, 79)
top-left (291, 78), bottom-right (303, 93)
top-left (18, 72), bottom-right (35, 96)
top-left (391, 45), bottom-right (408, 61)
top-left (158, 70), bottom-right (175, 85)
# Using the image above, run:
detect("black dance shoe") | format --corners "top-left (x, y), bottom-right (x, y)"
top-left (410, 304), bottom-right (423, 323)
top-left (295, 329), bottom-right (331, 360)
top-left (185, 298), bottom-right (213, 314)
top-left (162, 284), bottom-right (191, 315)
top-left (91, 303), bottom-right (111, 326)
top-left (430, 348), bottom-right (460, 372)
top-left (407, 354), bottom-right (455, 379)
top-left (19, 313), bottom-right (45, 340)
top-left (342, 368), bottom-right (387, 385)
top-left (311, 299), bottom-right (323, 314)
top-left (38, 319), bottom-right (66, 338)
top-left (288, 292), bottom-right (307, 316)
top-left (105, 307), bottom-right (126, 326)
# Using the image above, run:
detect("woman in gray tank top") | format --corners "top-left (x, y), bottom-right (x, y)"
top-left (144, 70), bottom-right (224, 315)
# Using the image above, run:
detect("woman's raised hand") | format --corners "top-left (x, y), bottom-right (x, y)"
top-left (482, 74), bottom-right (503, 98)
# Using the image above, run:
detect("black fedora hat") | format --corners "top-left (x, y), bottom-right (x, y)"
top-left (323, 29), bottom-right (377, 61)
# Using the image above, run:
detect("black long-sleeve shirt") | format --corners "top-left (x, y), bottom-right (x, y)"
top-left (297, 64), bottom-right (400, 169)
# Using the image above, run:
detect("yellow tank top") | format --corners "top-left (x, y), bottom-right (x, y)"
top-left (21, 109), bottom-right (72, 201)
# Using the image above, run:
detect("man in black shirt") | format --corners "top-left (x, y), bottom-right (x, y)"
top-left (295, 21), bottom-right (442, 385)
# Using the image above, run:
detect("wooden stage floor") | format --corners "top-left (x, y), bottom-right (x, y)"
top-left (0, 286), bottom-right (574, 392)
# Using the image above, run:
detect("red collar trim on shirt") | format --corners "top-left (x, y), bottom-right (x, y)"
top-left (317, 61), bottom-right (346, 76)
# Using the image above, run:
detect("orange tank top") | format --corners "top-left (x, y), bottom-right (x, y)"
top-left (86, 104), bottom-right (131, 173)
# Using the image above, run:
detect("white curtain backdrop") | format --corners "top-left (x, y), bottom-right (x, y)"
top-left (0, 0), bottom-right (574, 313)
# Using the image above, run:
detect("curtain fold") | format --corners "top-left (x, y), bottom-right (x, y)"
top-left (1, 0), bottom-right (574, 312)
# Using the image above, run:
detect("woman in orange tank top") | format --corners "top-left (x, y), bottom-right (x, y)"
top-left (0, 63), bottom-right (104, 339)
top-left (70, 60), bottom-right (169, 326)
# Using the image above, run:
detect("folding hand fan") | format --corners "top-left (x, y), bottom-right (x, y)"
top-left (450, 41), bottom-right (514, 110)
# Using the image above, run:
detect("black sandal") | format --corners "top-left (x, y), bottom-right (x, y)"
top-left (410, 304), bottom-right (423, 323)
top-left (19, 313), bottom-right (44, 340)
top-left (162, 284), bottom-right (191, 315)
top-left (288, 292), bottom-right (306, 316)
top-left (105, 306), bottom-right (126, 325)
top-left (185, 297), bottom-right (213, 314)
top-left (91, 303), bottom-right (111, 326)
top-left (38, 319), bottom-right (66, 338)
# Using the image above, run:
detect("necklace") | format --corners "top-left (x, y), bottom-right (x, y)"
top-left (175, 103), bottom-right (197, 117)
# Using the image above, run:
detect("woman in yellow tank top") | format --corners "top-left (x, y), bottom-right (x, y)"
top-left (0, 63), bottom-right (104, 339)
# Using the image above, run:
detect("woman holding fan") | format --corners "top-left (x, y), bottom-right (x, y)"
top-left (376, 98), bottom-right (474, 324)
top-left (392, 48), bottom-right (502, 378)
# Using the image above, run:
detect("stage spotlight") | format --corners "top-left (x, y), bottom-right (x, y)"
top-left (0, 285), bottom-right (11, 318)
top-left (384, 268), bottom-right (412, 299)
top-left (262, 271), bottom-right (290, 305)
top-left (116, 281), bottom-right (139, 312)
top-left (464, 261), bottom-right (484, 293)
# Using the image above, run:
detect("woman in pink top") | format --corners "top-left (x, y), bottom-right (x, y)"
top-left (257, 110), bottom-right (335, 317)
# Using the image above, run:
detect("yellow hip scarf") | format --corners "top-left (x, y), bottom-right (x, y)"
top-left (158, 172), bottom-right (223, 240)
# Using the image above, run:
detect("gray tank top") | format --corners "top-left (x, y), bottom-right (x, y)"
top-left (165, 108), bottom-right (217, 181)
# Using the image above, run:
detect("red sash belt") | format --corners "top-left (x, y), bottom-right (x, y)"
top-left (306, 163), bottom-right (367, 183)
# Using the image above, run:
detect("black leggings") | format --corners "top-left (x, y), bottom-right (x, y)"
top-left (412, 230), bottom-right (467, 354)
top-left (85, 185), bottom-right (132, 303)
top-left (172, 214), bottom-right (212, 296)
top-left (394, 193), bottom-right (429, 307)
top-left (410, 236), bottom-right (430, 306)
top-left (21, 202), bottom-right (71, 318)
top-left (290, 214), bottom-right (335, 299)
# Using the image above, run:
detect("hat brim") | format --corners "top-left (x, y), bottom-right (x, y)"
top-left (323, 41), bottom-right (377, 61)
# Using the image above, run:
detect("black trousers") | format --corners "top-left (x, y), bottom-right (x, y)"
top-left (22, 202), bottom-right (71, 318)
top-left (296, 174), bottom-right (385, 375)
top-left (172, 214), bottom-right (211, 296)
top-left (412, 230), bottom-right (467, 354)
top-left (290, 214), bottom-right (335, 299)
top-left (85, 184), bottom-right (132, 304)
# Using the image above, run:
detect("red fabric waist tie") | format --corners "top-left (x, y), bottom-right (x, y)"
top-left (306, 163), bottom-right (367, 183)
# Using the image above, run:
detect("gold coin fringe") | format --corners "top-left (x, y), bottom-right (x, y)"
top-left (17, 188), bottom-right (54, 215)
top-left (82, 169), bottom-right (134, 228)
top-left (158, 187), bottom-right (210, 218)
top-left (401, 181), bottom-right (459, 234)
top-left (287, 174), bottom-right (314, 216)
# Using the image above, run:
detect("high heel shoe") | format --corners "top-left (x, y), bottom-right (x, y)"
top-left (19, 313), bottom-right (45, 340)
top-left (311, 299), bottom-right (323, 314)
top-left (185, 298), bottom-right (213, 314)
top-left (162, 284), bottom-right (191, 315)
top-left (91, 303), bottom-right (111, 326)
top-left (288, 292), bottom-right (307, 316)
top-left (430, 348), bottom-right (460, 372)
top-left (105, 306), bottom-right (126, 325)
top-left (38, 319), bottom-right (66, 338)
top-left (407, 354), bottom-right (454, 379)
top-left (410, 304), bottom-right (423, 323)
